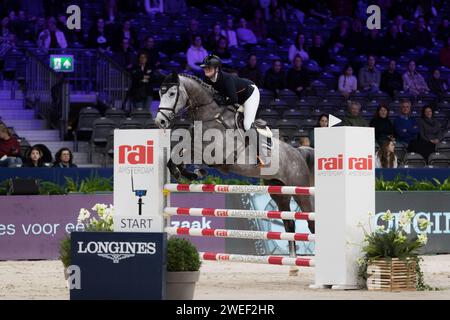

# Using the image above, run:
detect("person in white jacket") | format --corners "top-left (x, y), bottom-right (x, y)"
top-left (38, 19), bottom-right (67, 49)
top-left (186, 35), bottom-right (208, 72)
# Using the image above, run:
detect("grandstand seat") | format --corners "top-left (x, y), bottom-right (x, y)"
top-left (311, 80), bottom-right (328, 97)
top-left (428, 152), bottom-right (450, 168)
top-left (282, 109), bottom-right (304, 120)
top-left (417, 93), bottom-right (438, 104)
top-left (173, 117), bottom-right (192, 130)
top-left (269, 99), bottom-right (289, 114)
top-left (75, 107), bottom-right (101, 151)
top-left (119, 118), bottom-right (144, 130)
top-left (275, 119), bottom-right (298, 141)
top-left (436, 141), bottom-right (450, 157)
top-left (292, 128), bottom-right (310, 142)
top-left (394, 91), bottom-right (413, 101)
top-left (105, 108), bottom-right (127, 127)
top-left (142, 119), bottom-right (157, 129)
top-left (278, 89), bottom-right (298, 106)
top-left (442, 130), bottom-right (450, 142)
top-left (298, 118), bottom-right (316, 129)
top-left (403, 152), bottom-right (426, 168)
top-left (90, 117), bottom-right (116, 162)
top-left (130, 108), bottom-right (153, 124)
top-left (394, 145), bottom-right (407, 163)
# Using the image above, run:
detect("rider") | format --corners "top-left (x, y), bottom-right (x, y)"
top-left (200, 54), bottom-right (269, 166)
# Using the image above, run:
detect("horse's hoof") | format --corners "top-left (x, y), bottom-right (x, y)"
top-left (289, 266), bottom-right (299, 277)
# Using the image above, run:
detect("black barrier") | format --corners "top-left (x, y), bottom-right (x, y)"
top-left (70, 232), bottom-right (166, 300)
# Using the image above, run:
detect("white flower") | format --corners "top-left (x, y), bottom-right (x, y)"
top-left (381, 210), bottom-right (394, 221)
top-left (92, 203), bottom-right (107, 212)
top-left (418, 218), bottom-right (431, 231)
top-left (77, 209), bottom-right (90, 223)
top-left (394, 233), bottom-right (407, 244)
top-left (417, 234), bottom-right (428, 245)
top-left (376, 225), bottom-right (386, 233)
top-left (398, 211), bottom-right (412, 228)
top-left (357, 257), bottom-right (366, 266)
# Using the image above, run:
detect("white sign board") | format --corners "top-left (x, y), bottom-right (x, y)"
top-left (113, 129), bottom-right (170, 232)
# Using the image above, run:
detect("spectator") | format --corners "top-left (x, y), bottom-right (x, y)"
top-left (117, 20), bottom-right (138, 50)
top-left (0, 16), bottom-right (11, 42)
top-left (412, 16), bottom-right (433, 49)
top-left (182, 19), bottom-right (200, 51)
top-left (375, 137), bottom-right (398, 168)
top-left (380, 60), bottom-right (403, 97)
top-left (338, 65), bottom-right (357, 99)
top-left (34, 17), bottom-right (47, 41)
top-left (249, 8), bottom-right (267, 43)
top-left (112, 38), bottom-right (136, 70)
top-left (308, 0), bottom-right (331, 24)
top-left (88, 18), bottom-right (111, 50)
top-left (268, 7), bottom-right (287, 45)
top-left (236, 18), bottom-right (257, 46)
top-left (328, 19), bottom-right (351, 54)
top-left (309, 34), bottom-right (329, 67)
top-left (129, 52), bottom-right (153, 109)
top-left (286, 55), bottom-right (310, 97)
top-left (239, 54), bottom-right (263, 87)
top-left (402, 60), bottom-right (429, 96)
top-left (223, 17), bottom-right (238, 48)
top-left (0, 33), bottom-right (16, 57)
top-left (342, 101), bottom-right (368, 127)
top-left (384, 24), bottom-right (407, 57)
top-left (358, 55), bottom-right (381, 92)
top-left (364, 29), bottom-right (383, 56)
top-left (288, 33), bottom-right (309, 63)
top-left (53, 148), bottom-right (77, 168)
top-left (141, 36), bottom-right (160, 70)
top-left (437, 17), bottom-right (449, 42)
top-left (349, 19), bottom-right (365, 54)
top-left (299, 137), bottom-right (311, 147)
top-left (416, 105), bottom-right (443, 159)
top-left (37, 18), bottom-right (67, 49)
top-left (428, 69), bottom-right (449, 98)
top-left (439, 36), bottom-right (450, 68)
top-left (263, 59), bottom-right (286, 95)
top-left (105, 0), bottom-right (118, 23)
top-left (266, 0), bottom-right (287, 22)
top-left (309, 114), bottom-right (328, 147)
top-left (213, 36), bottom-right (231, 62)
top-left (393, 14), bottom-right (408, 34)
top-left (0, 124), bottom-right (22, 168)
top-left (369, 104), bottom-right (395, 146)
top-left (186, 35), bottom-right (208, 73)
top-left (23, 146), bottom-right (45, 168)
top-left (413, 0), bottom-right (437, 20)
top-left (207, 23), bottom-right (225, 52)
top-left (394, 99), bottom-right (419, 148)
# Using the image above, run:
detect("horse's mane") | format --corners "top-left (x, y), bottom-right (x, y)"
top-left (179, 73), bottom-right (216, 94)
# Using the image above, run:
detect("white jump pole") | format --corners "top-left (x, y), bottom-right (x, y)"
top-left (312, 127), bottom-right (375, 290)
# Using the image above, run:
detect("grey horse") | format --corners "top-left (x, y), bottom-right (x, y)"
top-left (155, 72), bottom-right (314, 274)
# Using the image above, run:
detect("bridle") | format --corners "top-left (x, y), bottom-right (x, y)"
top-left (157, 82), bottom-right (181, 124)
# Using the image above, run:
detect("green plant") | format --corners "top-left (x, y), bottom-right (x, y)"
top-left (64, 175), bottom-right (113, 194)
top-left (0, 179), bottom-right (9, 195)
top-left (59, 203), bottom-right (114, 268)
top-left (358, 210), bottom-right (432, 290)
top-left (167, 238), bottom-right (201, 272)
top-left (39, 181), bottom-right (66, 195)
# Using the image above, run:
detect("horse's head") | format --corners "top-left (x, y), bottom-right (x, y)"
top-left (155, 72), bottom-right (188, 129)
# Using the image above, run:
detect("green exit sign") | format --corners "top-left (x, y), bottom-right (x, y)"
top-left (50, 55), bottom-right (74, 73)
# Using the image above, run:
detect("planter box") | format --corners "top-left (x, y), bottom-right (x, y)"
top-left (166, 271), bottom-right (200, 300)
top-left (367, 258), bottom-right (416, 291)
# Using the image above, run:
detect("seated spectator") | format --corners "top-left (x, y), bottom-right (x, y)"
top-left (53, 148), bottom-right (77, 168)
top-left (0, 124), bottom-right (22, 168)
top-left (288, 33), bottom-right (309, 63)
top-left (364, 29), bottom-right (383, 56)
top-left (436, 18), bottom-right (449, 42)
top-left (342, 101), bottom-right (368, 127)
top-left (328, 19), bottom-right (351, 54)
top-left (394, 99), bottom-right (419, 148)
top-left (349, 19), bottom-right (364, 54)
top-left (268, 7), bottom-right (287, 45)
top-left (402, 60), bottom-right (429, 96)
top-left (213, 36), bottom-right (232, 62)
top-left (412, 16), bottom-right (433, 49)
top-left (338, 65), bottom-right (357, 99)
top-left (141, 36), bottom-right (160, 70)
top-left (358, 55), bottom-right (381, 92)
top-left (263, 59), bottom-right (286, 96)
top-left (223, 17), bottom-right (238, 48)
top-left (384, 24), bottom-right (407, 57)
top-left (112, 38), bottom-right (136, 71)
top-left (380, 60), bottom-right (403, 97)
top-left (309, 114), bottom-right (328, 147)
top-left (236, 18), bottom-right (257, 46)
top-left (393, 14), bottom-right (408, 35)
top-left (249, 9), bottom-right (267, 43)
top-left (428, 69), bottom-right (449, 98)
top-left (239, 54), bottom-right (263, 87)
top-left (88, 18), bottom-right (112, 50)
top-left (116, 19), bottom-right (138, 50)
top-left (37, 18), bottom-right (67, 49)
top-left (308, 0), bottom-right (331, 23)
top-left (207, 23), bottom-right (225, 51)
top-left (182, 19), bottom-right (200, 51)
top-left (23, 147), bottom-right (45, 168)
top-left (309, 34), bottom-right (329, 67)
top-left (299, 137), bottom-right (311, 147)
top-left (286, 55), bottom-right (310, 98)
top-left (369, 104), bottom-right (395, 146)
top-left (186, 35), bottom-right (208, 73)
top-left (439, 37), bottom-right (450, 68)
top-left (375, 136), bottom-right (398, 168)
top-left (416, 106), bottom-right (443, 160)
top-left (129, 52), bottom-right (153, 109)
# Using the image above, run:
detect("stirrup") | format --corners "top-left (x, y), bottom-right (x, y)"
top-left (256, 155), bottom-right (270, 168)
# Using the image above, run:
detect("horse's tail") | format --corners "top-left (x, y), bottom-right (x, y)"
top-left (298, 146), bottom-right (315, 186)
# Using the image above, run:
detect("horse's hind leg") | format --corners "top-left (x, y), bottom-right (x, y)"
top-left (293, 195), bottom-right (315, 234)
top-left (270, 193), bottom-right (299, 276)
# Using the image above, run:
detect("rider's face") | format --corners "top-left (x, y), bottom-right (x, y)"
top-left (203, 67), bottom-right (216, 78)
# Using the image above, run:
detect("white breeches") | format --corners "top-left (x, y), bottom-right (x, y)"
top-left (243, 84), bottom-right (260, 130)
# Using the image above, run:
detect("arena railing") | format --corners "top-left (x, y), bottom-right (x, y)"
top-left (24, 50), bottom-right (70, 140)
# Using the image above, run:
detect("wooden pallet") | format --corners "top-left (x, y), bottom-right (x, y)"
top-left (367, 258), bottom-right (416, 291)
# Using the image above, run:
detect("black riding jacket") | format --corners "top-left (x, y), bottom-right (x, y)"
top-left (204, 71), bottom-right (255, 105)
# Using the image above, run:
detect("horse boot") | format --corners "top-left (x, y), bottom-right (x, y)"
top-left (288, 240), bottom-right (299, 277)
